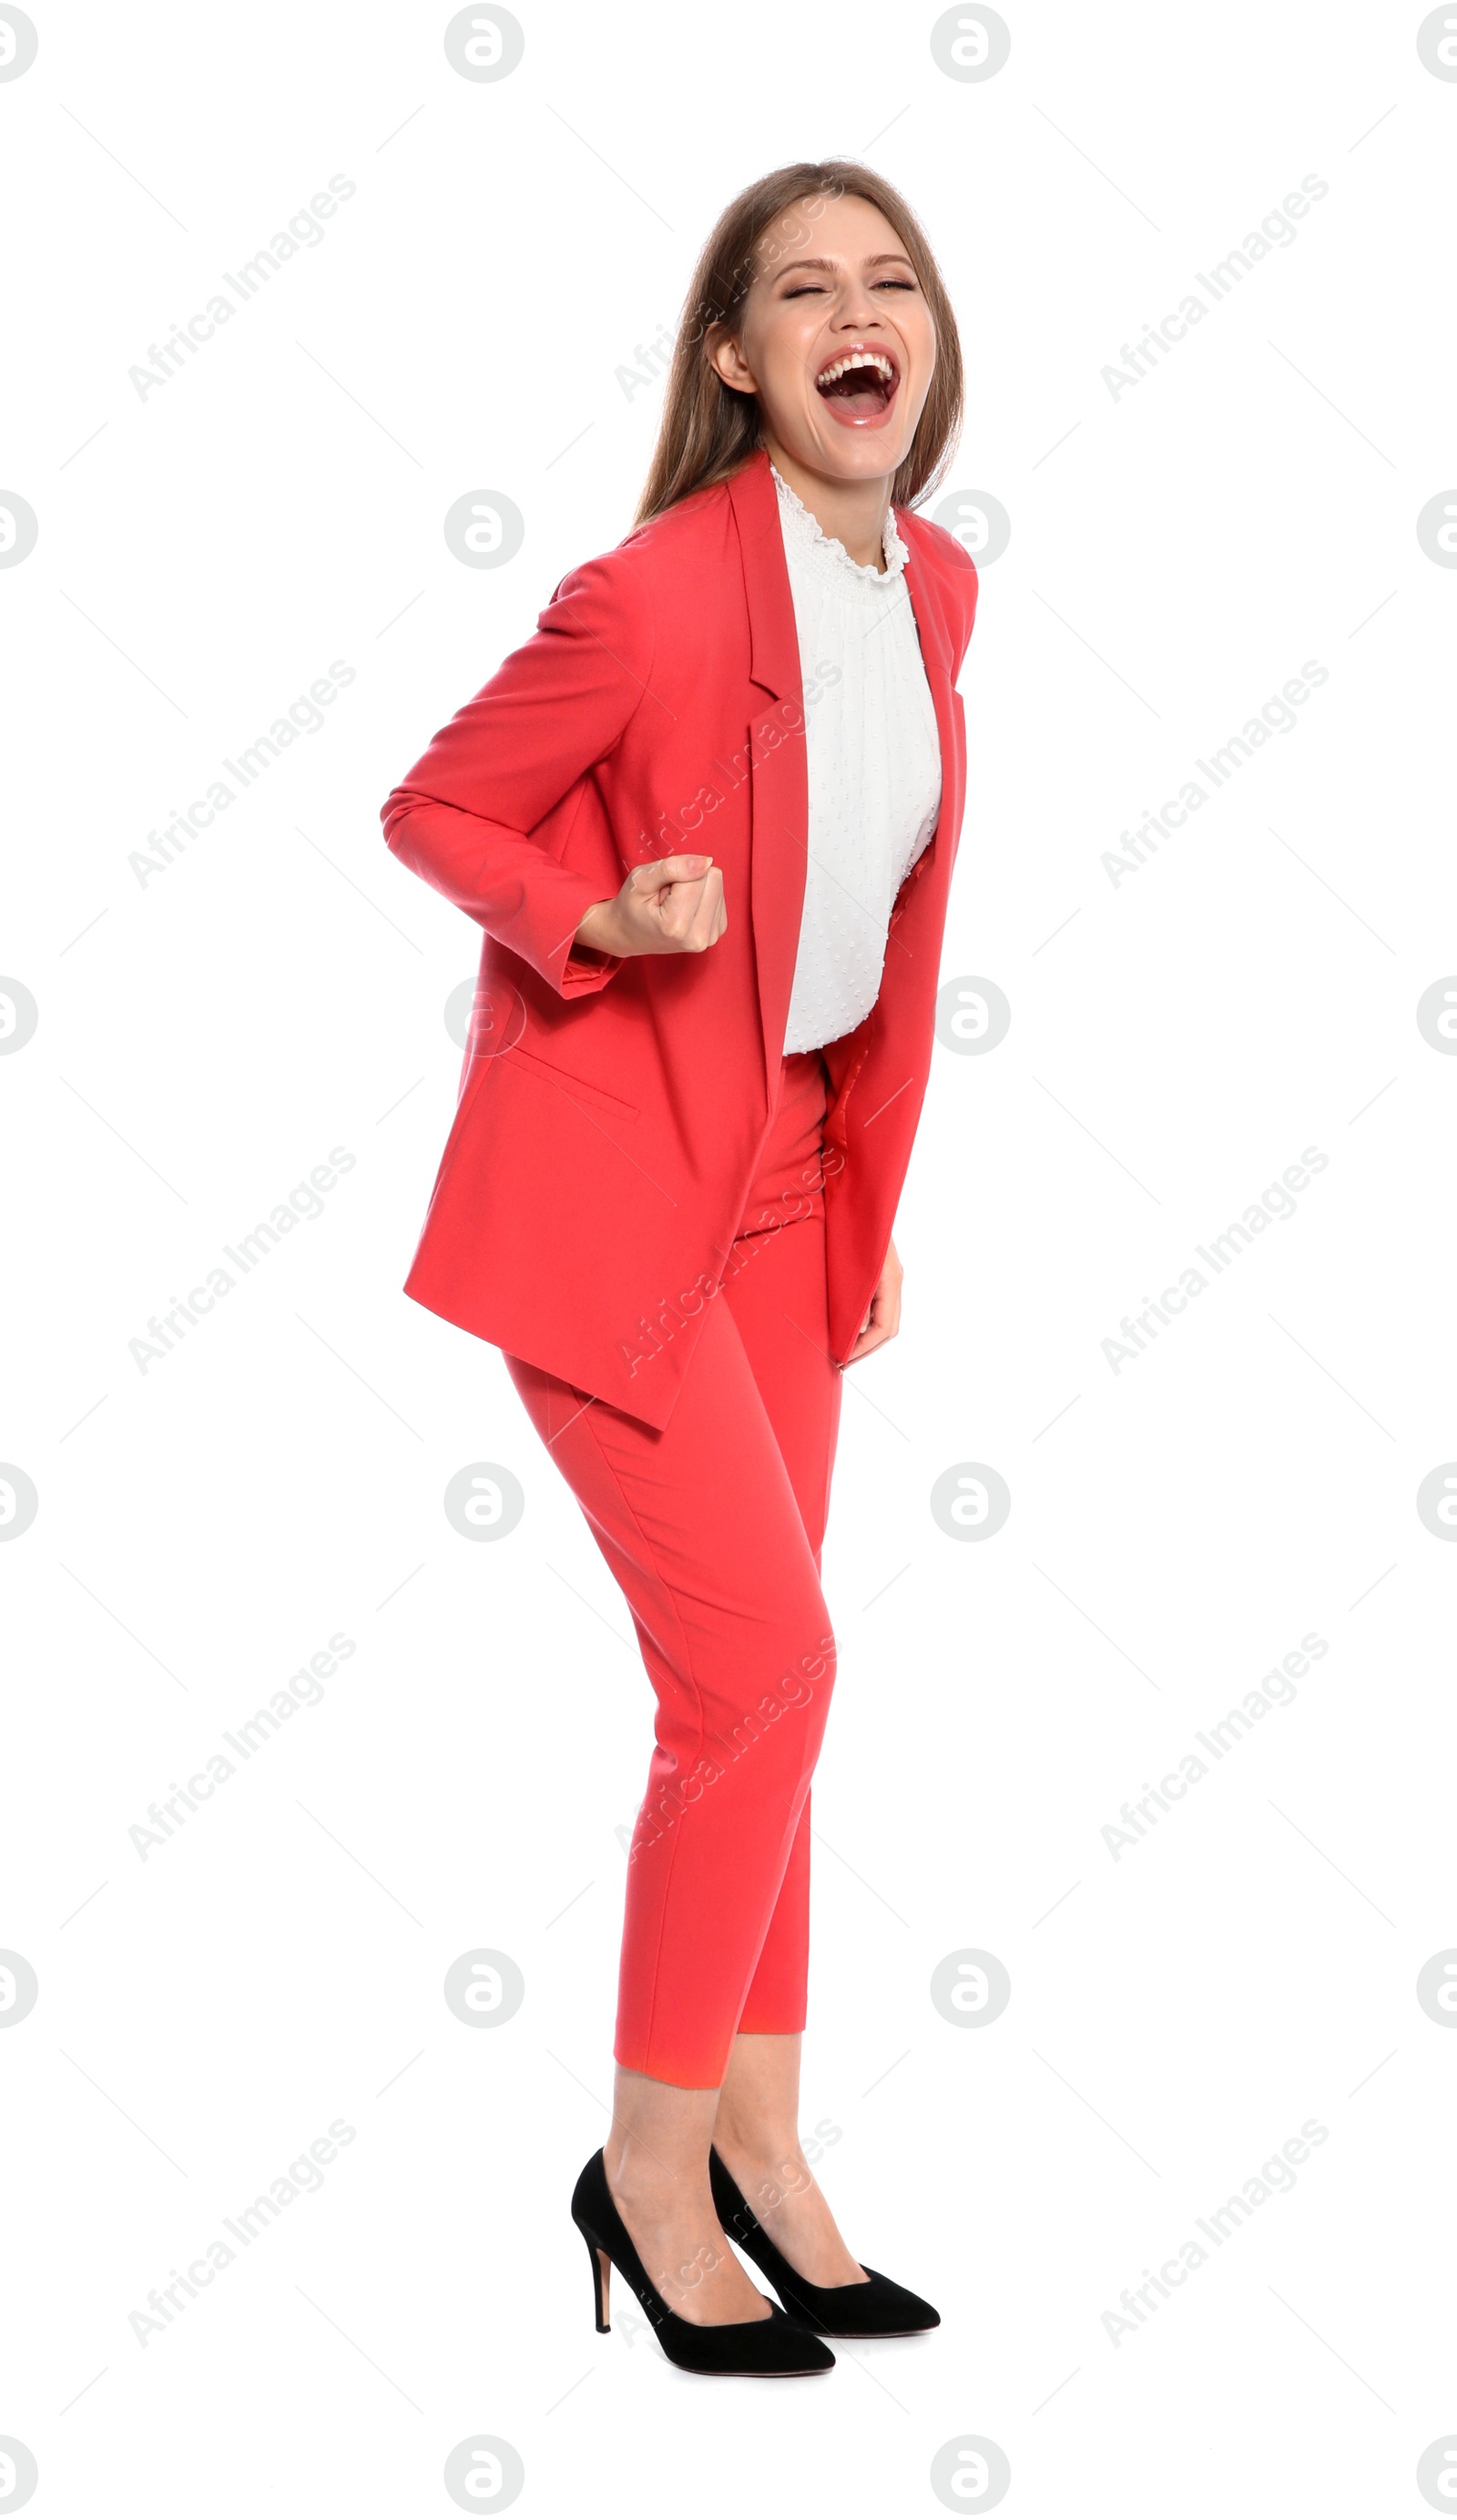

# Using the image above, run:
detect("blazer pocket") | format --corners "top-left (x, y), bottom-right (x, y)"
top-left (495, 1040), bottom-right (642, 1127)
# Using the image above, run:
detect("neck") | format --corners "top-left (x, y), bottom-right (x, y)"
top-left (760, 436), bottom-right (892, 573)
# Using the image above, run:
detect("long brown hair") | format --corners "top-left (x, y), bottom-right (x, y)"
top-left (633, 160), bottom-right (963, 529)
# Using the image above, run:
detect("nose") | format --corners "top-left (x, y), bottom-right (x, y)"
top-left (832, 282), bottom-right (884, 332)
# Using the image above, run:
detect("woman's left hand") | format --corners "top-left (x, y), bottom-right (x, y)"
top-left (844, 1239), bottom-right (902, 1365)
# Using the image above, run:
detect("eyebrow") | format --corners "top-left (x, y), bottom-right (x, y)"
top-left (769, 252), bottom-right (916, 281)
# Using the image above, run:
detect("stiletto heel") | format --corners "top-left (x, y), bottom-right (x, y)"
top-left (570, 2149), bottom-right (835, 2376)
top-left (708, 2147), bottom-right (941, 2339)
top-left (583, 2228), bottom-right (611, 2331)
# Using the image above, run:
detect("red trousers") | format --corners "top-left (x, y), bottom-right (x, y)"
top-left (504, 1048), bottom-right (843, 2088)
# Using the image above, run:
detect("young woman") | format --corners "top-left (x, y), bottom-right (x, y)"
top-left (382, 159), bottom-right (978, 2377)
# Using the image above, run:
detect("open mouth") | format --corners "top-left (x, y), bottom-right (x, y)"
top-left (814, 345), bottom-right (900, 424)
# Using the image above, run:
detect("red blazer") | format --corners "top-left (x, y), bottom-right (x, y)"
top-left (382, 446), bottom-right (978, 1432)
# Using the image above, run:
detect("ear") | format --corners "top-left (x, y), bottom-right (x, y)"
top-left (707, 324), bottom-right (757, 397)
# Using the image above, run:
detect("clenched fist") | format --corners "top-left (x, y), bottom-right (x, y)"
top-left (574, 853), bottom-right (728, 959)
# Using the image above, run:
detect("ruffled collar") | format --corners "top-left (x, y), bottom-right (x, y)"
top-left (769, 460), bottom-right (909, 587)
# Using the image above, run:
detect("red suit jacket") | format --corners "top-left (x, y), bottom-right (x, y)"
top-left (382, 446), bottom-right (979, 1431)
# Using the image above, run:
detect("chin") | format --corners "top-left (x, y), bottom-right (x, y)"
top-left (807, 434), bottom-right (912, 479)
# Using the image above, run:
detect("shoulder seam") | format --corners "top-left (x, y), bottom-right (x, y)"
top-left (547, 547), bottom-right (660, 748)
top-left (907, 511), bottom-right (977, 570)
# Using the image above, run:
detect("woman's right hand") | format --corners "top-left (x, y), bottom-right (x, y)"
top-left (574, 854), bottom-right (727, 959)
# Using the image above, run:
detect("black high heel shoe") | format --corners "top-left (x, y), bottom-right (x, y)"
top-left (708, 2147), bottom-right (941, 2338)
top-left (570, 2150), bottom-right (835, 2377)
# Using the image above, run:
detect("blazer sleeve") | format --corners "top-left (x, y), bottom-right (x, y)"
top-left (959, 554), bottom-right (979, 672)
top-left (381, 549), bottom-right (656, 997)
top-left (943, 538), bottom-right (978, 678)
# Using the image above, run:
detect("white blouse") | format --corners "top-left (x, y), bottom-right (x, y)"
top-left (771, 461), bottom-right (943, 1056)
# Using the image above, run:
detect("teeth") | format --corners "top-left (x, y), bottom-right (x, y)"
top-left (816, 351), bottom-right (895, 388)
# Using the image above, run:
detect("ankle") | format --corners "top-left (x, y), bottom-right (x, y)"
top-left (714, 2112), bottom-right (802, 2161)
top-left (717, 2131), bottom-right (814, 2206)
top-left (603, 2143), bottom-right (704, 2216)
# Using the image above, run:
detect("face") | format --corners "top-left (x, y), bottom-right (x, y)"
top-left (709, 192), bottom-right (937, 485)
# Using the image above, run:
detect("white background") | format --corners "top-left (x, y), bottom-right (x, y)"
top-left (4, 2), bottom-right (1456, 2513)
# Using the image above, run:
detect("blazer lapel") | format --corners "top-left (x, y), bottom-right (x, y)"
top-left (728, 446), bottom-right (802, 703)
top-left (725, 454), bottom-right (963, 1102)
top-left (892, 505), bottom-right (960, 926)
top-left (728, 451), bottom-right (809, 1097)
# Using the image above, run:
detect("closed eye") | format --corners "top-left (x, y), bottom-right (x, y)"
top-left (781, 277), bottom-right (918, 298)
